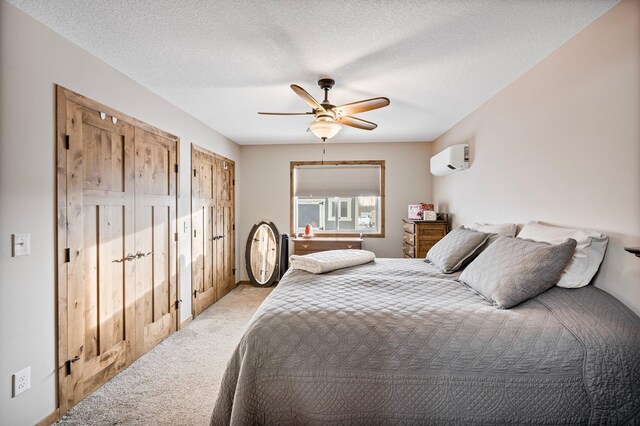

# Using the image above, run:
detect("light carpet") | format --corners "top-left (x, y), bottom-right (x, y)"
top-left (56, 284), bottom-right (272, 426)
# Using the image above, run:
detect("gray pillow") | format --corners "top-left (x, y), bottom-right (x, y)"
top-left (425, 227), bottom-right (491, 273)
top-left (458, 236), bottom-right (577, 309)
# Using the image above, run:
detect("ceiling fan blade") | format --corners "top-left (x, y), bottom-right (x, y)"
top-left (258, 112), bottom-right (314, 115)
top-left (333, 97), bottom-right (390, 116)
top-left (290, 84), bottom-right (327, 114)
top-left (336, 115), bottom-right (377, 131)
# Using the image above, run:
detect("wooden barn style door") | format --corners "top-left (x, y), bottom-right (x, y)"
top-left (191, 145), bottom-right (235, 316)
top-left (56, 86), bottom-right (179, 414)
top-left (133, 128), bottom-right (178, 357)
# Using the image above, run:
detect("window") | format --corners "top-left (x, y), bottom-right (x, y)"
top-left (290, 161), bottom-right (385, 237)
top-left (296, 198), bottom-right (326, 230)
top-left (327, 198), bottom-right (352, 221)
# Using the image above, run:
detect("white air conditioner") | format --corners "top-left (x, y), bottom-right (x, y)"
top-left (430, 144), bottom-right (470, 176)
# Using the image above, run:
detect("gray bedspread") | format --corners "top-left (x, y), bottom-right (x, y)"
top-left (211, 259), bottom-right (640, 425)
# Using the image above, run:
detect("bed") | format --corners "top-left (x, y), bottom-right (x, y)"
top-left (211, 258), bottom-right (640, 424)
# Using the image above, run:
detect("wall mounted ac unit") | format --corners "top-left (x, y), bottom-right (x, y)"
top-left (430, 144), bottom-right (470, 176)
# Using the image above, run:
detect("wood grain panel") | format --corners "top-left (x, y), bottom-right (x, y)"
top-left (83, 206), bottom-right (98, 361)
top-left (57, 87), bottom-right (175, 415)
top-left (134, 127), bottom-right (178, 358)
top-left (401, 220), bottom-right (449, 259)
top-left (191, 146), bottom-right (234, 315)
top-left (61, 96), bottom-right (135, 412)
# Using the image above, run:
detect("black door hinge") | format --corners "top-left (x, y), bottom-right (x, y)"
top-left (65, 135), bottom-right (70, 150)
top-left (174, 232), bottom-right (178, 242)
top-left (175, 299), bottom-right (182, 309)
top-left (66, 355), bottom-right (80, 375)
top-left (232, 268), bottom-right (236, 275)
top-left (174, 164), bottom-right (179, 173)
top-left (232, 179), bottom-right (235, 186)
top-left (232, 224), bottom-right (235, 231)
top-left (64, 248), bottom-right (71, 263)
top-left (194, 229), bottom-right (197, 238)
top-left (193, 169), bottom-right (197, 177)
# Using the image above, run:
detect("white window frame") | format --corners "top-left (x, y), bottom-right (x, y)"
top-left (355, 198), bottom-right (379, 231)
top-left (327, 198), bottom-right (352, 222)
top-left (295, 198), bottom-right (326, 232)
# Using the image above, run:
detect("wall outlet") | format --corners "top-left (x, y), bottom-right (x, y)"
top-left (12, 367), bottom-right (30, 397)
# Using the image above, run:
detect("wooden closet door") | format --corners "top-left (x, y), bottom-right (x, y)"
top-left (192, 149), bottom-right (219, 316)
top-left (62, 101), bottom-right (136, 409)
top-left (134, 127), bottom-right (178, 358)
top-left (216, 158), bottom-right (235, 299)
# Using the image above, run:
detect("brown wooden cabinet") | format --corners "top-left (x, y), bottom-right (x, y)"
top-left (292, 237), bottom-right (363, 255)
top-left (402, 219), bottom-right (449, 258)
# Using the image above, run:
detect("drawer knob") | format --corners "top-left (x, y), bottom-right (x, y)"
top-left (347, 245), bottom-right (353, 249)
top-left (302, 244), bottom-right (309, 249)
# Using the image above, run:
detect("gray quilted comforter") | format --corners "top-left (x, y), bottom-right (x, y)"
top-left (211, 259), bottom-right (640, 425)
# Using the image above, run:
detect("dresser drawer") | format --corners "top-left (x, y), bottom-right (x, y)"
top-left (402, 231), bottom-right (415, 246)
top-left (402, 222), bottom-right (415, 234)
top-left (293, 239), bottom-right (362, 255)
top-left (417, 226), bottom-right (447, 239)
top-left (417, 241), bottom-right (438, 258)
top-left (294, 248), bottom-right (318, 255)
top-left (403, 242), bottom-right (415, 258)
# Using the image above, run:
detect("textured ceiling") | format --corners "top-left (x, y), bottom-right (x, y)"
top-left (8, 0), bottom-right (618, 145)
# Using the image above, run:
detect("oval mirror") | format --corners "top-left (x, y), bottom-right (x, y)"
top-left (245, 221), bottom-right (280, 287)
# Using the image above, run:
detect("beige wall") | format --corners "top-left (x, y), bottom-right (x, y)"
top-left (432, 0), bottom-right (640, 315)
top-left (238, 142), bottom-right (432, 281)
top-left (0, 2), bottom-right (240, 424)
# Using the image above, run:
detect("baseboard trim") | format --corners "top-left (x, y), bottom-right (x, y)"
top-left (180, 315), bottom-right (193, 329)
top-left (36, 408), bottom-right (60, 426)
top-left (236, 280), bottom-right (251, 286)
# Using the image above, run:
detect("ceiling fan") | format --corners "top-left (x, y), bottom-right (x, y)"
top-left (258, 79), bottom-right (390, 141)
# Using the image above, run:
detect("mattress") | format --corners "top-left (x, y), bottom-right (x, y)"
top-left (211, 258), bottom-right (640, 425)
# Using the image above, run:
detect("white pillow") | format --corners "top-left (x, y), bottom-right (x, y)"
top-left (468, 222), bottom-right (517, 237)
top-left (516, 221), bottom-right (608, 288)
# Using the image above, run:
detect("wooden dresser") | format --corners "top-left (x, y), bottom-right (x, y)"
top-left (402, 219), bottom-right (449, 259)
top-left (292, 237), bottom-right (363, 255)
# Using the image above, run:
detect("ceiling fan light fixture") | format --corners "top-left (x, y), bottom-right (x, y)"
top-left (309, 116), bottom-right (342, 141)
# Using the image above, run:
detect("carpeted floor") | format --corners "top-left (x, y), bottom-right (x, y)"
top-left (56, 284), bottom-right (272, 426)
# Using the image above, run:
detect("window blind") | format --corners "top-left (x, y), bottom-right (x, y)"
top-left (294, 164), bottom-right (381, 197)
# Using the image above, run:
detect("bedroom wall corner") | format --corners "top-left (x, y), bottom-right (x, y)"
top-left (237, 142), bottom-right (433, 282)
top-left (430, 0), bottom-right (640, 315)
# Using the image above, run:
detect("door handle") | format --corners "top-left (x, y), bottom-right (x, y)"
top-left (113, 253), bottom-right (136, 263)
top-left (135, 251), bottom-right (152, 259)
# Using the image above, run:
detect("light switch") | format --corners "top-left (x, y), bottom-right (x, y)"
top-left (12, 233), bottom-right (30, 257)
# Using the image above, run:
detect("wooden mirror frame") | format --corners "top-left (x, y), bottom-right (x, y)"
top-left (245, 221), bottom-right (280, 287)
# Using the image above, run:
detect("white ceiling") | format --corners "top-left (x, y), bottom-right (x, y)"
top-left (8, 0), bottom-right (618, 145)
